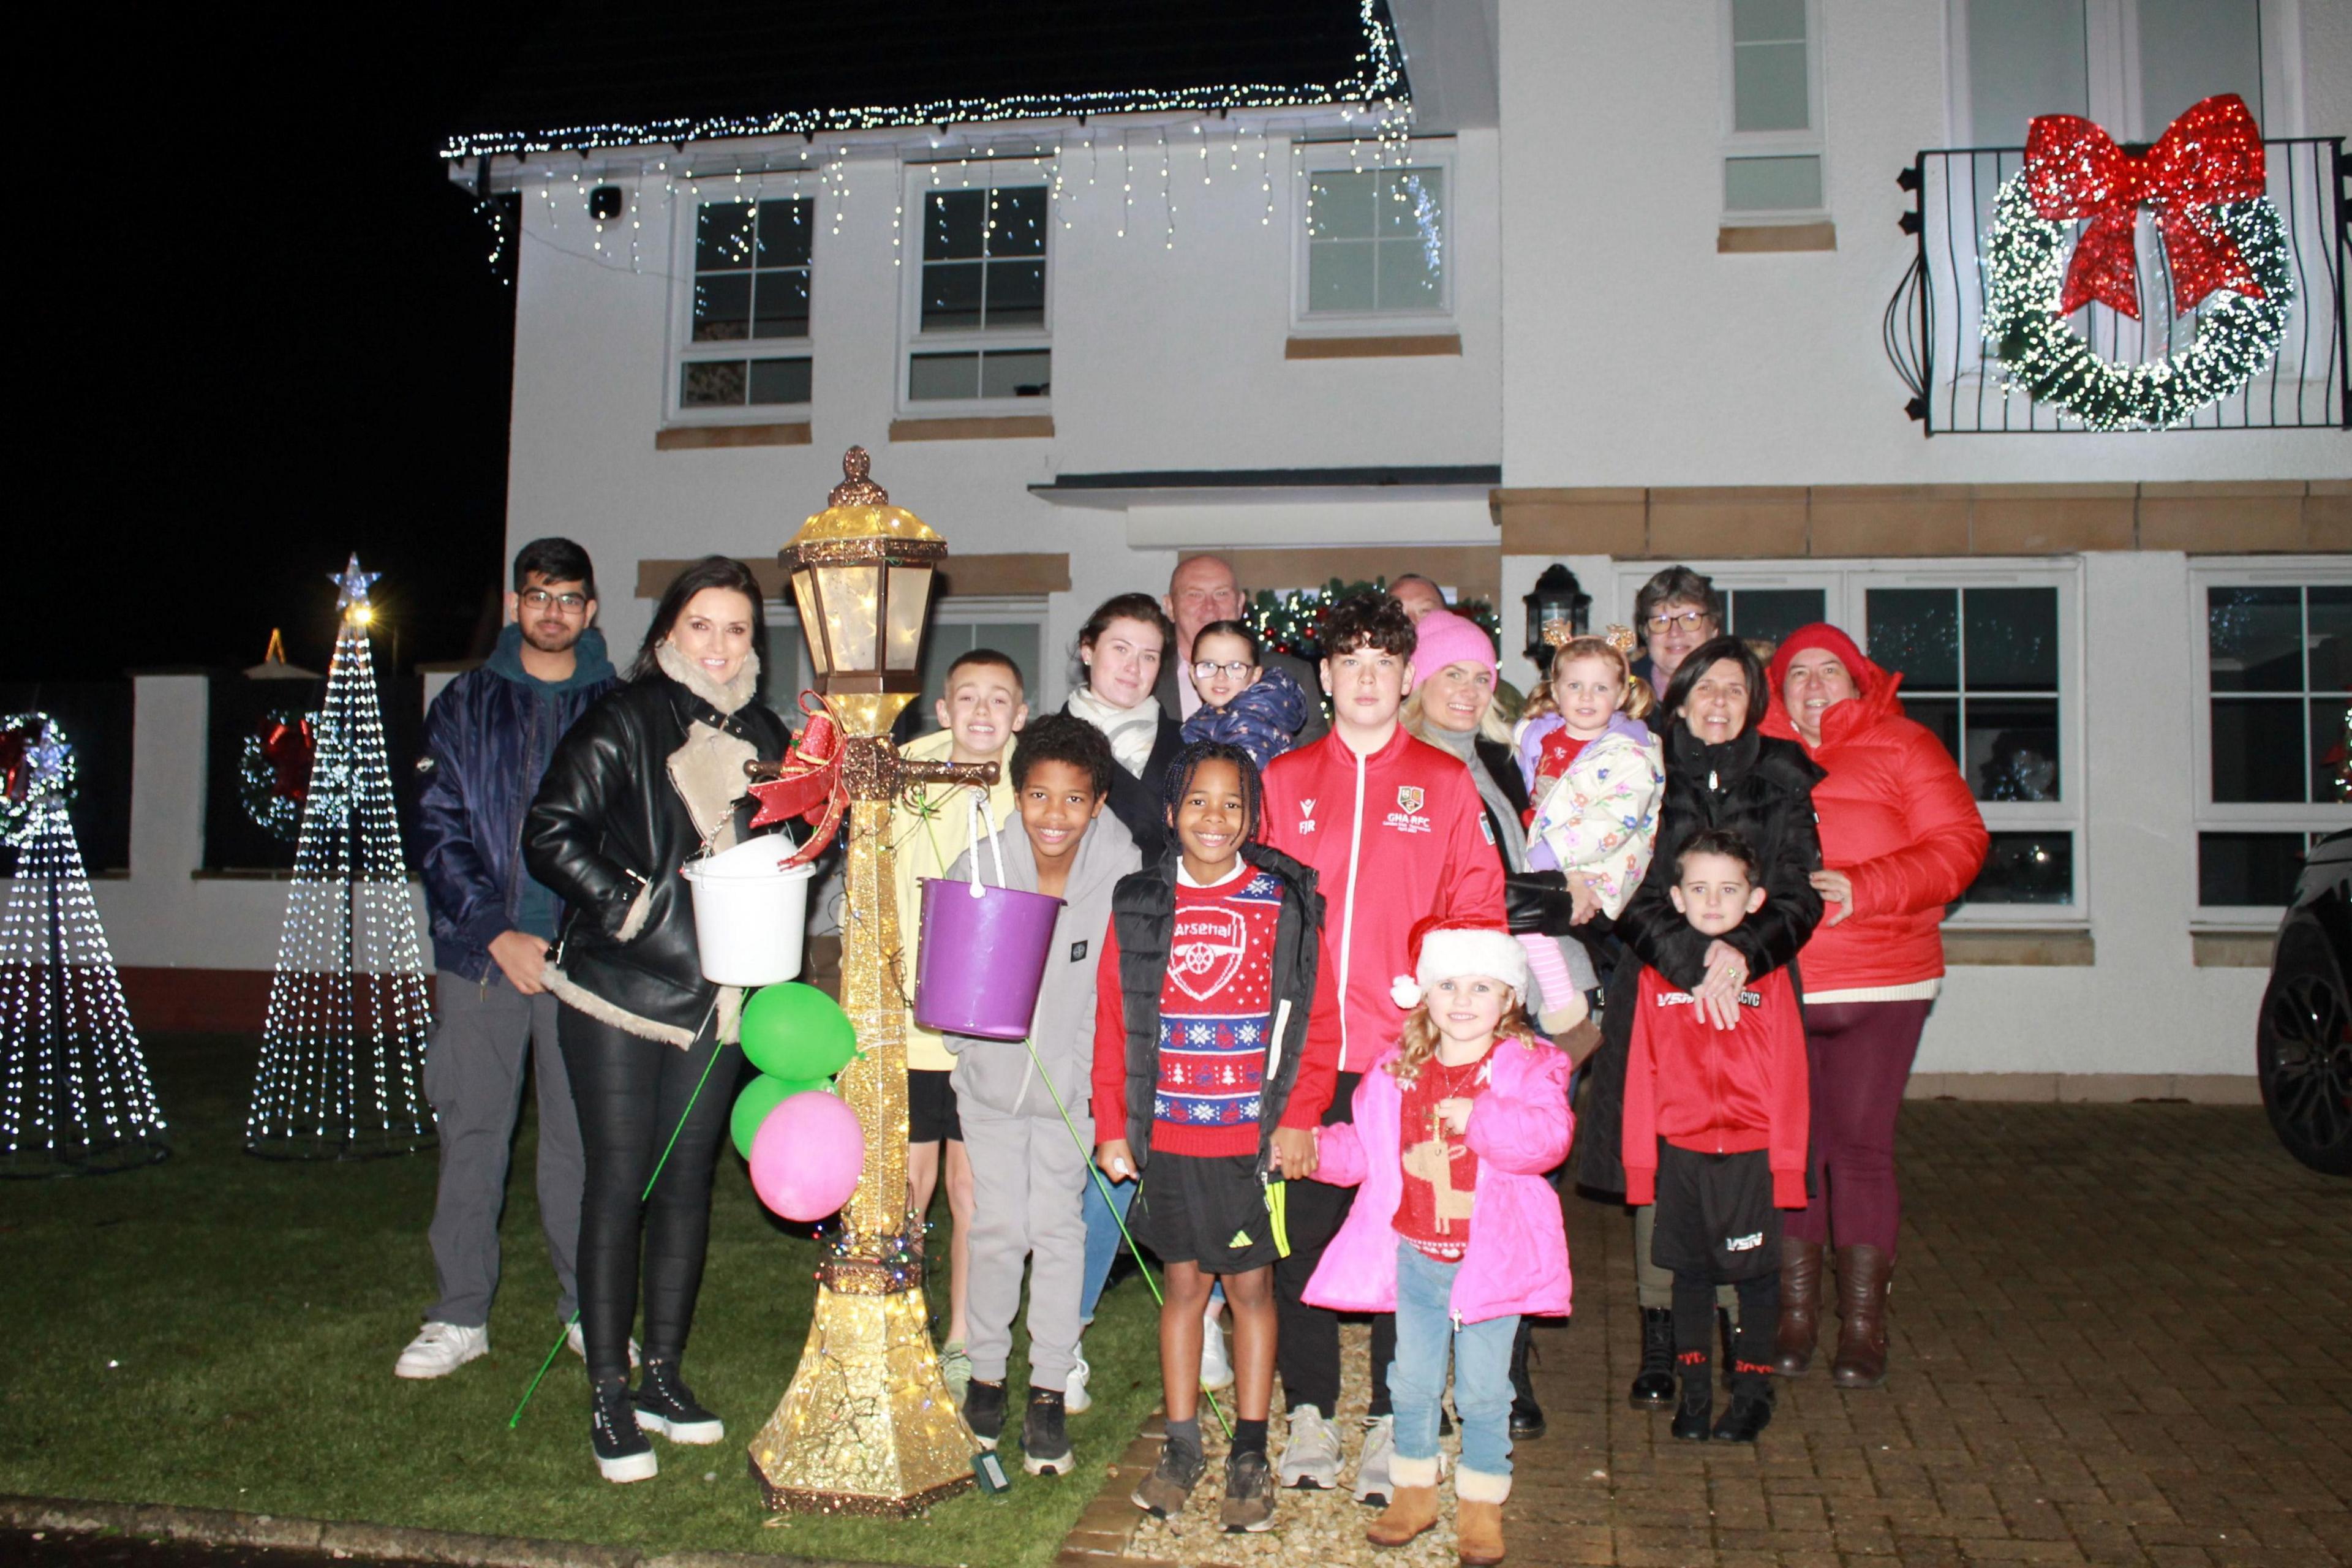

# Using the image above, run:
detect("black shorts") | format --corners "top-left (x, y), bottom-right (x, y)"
top-left (1133, 1150), bottom-right (1277, 1275)
top-left (1648, 1142), bottom-right (1780, 1283)
top-left (908, 1068), bottom-right (962, 1144)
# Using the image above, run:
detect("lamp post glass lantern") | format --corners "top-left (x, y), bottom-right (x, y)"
top-left (1523, 564), bottom-right (1591, 668)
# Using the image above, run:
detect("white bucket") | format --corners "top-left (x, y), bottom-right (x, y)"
top-left (679, 838), bottom-right (816, 987)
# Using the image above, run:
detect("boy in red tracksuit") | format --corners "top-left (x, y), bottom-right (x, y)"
top-left (1255, 592), bottom-right (1506, 1501)
top-left (1624, 827), bottom-right (1807, 1446)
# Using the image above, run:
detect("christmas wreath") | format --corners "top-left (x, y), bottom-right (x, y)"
top-left (1984, 94), bottom-right (2293, 432)
top-left (241, 710), bottom-right (318, 843)
top-left (0, 713), bottom-right (75, 848)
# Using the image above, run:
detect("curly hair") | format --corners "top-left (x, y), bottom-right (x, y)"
top-left (1523, 634), bottom-right (1656, 725)
top-left (1158, 739), bottom-right (1262, 842)
top-left (1321, 592), bottom-right (1416, 661)
top-left (1392, 996), bottom-right (1545, 1085)
top-left (1011, 711), bottom-right (1115, 799)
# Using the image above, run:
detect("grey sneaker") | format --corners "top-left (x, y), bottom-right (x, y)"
top-left (1351, 1412), bottom-right (1395, 1506)
top-left (1220, 1449), bottom-right (1278, 1532)
top-left (1131, 1439), bottom-right (1208, 1517)
top-left (1277, 1403), bottom-right (1342, 1490)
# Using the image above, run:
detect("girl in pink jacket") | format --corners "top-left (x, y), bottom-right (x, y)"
top-left (1303, 918), bottom-right (1574, 1567)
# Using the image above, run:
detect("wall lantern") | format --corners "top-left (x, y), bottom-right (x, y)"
top-left (1521, 564), bottom-right (1591, 667)
top-left (589, 185), bottom-right (624, 221)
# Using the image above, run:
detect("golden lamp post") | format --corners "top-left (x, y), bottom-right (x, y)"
top-left (747, 447), bottom-right (997, 1514)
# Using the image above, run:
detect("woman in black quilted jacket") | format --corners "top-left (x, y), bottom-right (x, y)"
top-left (523, 554), bottom-right (794, 1484)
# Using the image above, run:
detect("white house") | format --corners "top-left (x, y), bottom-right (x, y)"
top-left (391, 0), bottom-right (2334, 1095)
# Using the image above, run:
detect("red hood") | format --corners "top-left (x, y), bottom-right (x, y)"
top-left (1761, 623), bottom-right (1905, 750)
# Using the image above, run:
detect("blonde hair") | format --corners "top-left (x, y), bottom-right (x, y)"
top-left (1391, 995), bottom-right (1544, 1084)
top-left (1523, 626), bottom-right (1655, 724)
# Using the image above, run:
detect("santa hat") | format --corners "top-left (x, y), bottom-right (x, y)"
top-left (1390, 914), bottom-right (1530, 1010)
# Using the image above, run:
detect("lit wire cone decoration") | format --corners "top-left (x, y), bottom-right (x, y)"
top-left (747, 450), bottom-right (997, 1514)
top-left (0, 714), bottom-right (170, 1177)
top-left (244, 555), bottom-right (435, 1160)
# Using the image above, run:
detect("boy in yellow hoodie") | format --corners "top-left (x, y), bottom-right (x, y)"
top-left (893, 649), bottom-right (1027, 1395)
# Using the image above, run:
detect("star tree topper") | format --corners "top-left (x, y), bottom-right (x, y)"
top-left (330, 554), bottom-right (382, 622)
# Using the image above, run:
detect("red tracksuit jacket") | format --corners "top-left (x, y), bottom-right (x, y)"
top-left (1259, 726), bottom-right (1506, 1074)
top-left (1621, 964), bottom-right (1809, 1209)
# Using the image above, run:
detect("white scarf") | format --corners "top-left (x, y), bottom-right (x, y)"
top-left (1066, 684), bottom-right (1162, 777)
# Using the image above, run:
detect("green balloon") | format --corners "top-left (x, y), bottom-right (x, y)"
top-left (731, 1074), bottom-right (834, 1160)
top-left (740, 981), bottom-right (859, 1082)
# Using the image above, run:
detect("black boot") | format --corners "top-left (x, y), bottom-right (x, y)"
top-left (1628, 1306), bottom-right (1676, 1408)
top-left (1669, 1351), bottom-right (1713, 1441)
top-left (962, 1378), bottom-right (1008, 1450)
top-left (1713, 1371), bottom-right (1776, 1442)
top-left (1509, 1317), bottom-right (1547, 1441)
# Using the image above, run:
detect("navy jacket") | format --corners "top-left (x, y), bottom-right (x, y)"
top-left (415, 625), bottom-right (617, 984)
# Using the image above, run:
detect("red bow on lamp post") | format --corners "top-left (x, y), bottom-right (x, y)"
top-left (745, 693), bottom-right (850, 866)
top-left (2024, 92), bottom-right (2269, 320)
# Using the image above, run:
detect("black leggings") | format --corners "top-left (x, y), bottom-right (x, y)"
top-left (558, 1002), bottom-right (737, 1383)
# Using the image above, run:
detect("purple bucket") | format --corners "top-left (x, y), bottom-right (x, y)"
top-left (913, 878), bottom-right (1065, 1040)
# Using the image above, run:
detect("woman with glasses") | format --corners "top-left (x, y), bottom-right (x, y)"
top-left (1631, 567), bottom-right (1725, 699)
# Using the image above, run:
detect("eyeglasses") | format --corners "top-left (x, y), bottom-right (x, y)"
top-left (1193, 660), bottom-right (1254, 681)
top-left (521, 588), bottom-right (590, 612)
top-left (1645, 609), bottom-right (1713, 634)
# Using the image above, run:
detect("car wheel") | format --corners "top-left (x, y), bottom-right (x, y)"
top-left (2257, 920), bottom-right (2352, 1176)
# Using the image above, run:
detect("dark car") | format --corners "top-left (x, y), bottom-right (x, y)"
top-left (2256, 829), bottom-right (2352, 1175)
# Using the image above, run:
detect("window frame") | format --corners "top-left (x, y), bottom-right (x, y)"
top-left (665, 175), bottom-right (821, 426)
top-left (1718, 0), bottom-right (1829, 224)
top-left (1289, 139), bottom-right (1460, 333)
top-left (1615, 558), bottom-right (2087, 924)
top-left (896, 159), bottom-right (1056, 417)
top-left (2187, 557), bottom-right (2352, 927)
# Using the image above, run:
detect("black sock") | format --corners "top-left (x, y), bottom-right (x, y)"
top-left (1233, 1417), bottom-right (1268, 1458)
top-left (1731, 1273), bottom-right (1780, 1392)
top-left (1166, 1415), bottom-right (1202, 1455)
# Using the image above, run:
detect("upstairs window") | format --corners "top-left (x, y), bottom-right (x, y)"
top-left (1722, 0), bottom-right (1825, 219)
top-left (1301, 161), bottom-right (1450, 318)
top-left (1956, 0), bottom-right (2268, 147)
top-left (676, 195), bottom-right (813, 415)
top-left (905, 178), bottom-right (1050, 407)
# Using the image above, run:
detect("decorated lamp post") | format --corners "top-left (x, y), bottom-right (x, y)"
top-left (747, 448), bottom-right (997, 1513)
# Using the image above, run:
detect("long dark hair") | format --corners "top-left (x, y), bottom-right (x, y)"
top-left (1159, 739), bottom-right (1262, 841)
top-left (634, 555), bottom-right (765, 680)
top-left (1659, 635), bottom-right (1768, 732)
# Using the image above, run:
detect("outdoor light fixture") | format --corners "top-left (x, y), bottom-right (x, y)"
top-left (1522, 564), bottom-right (1591, 666)
top-left (780, 448), bottom-right (940, 720)
top-left (588, 184), bottom-right (624, 221)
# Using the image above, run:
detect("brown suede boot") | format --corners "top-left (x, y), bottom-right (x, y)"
top-left (1773, 1237), bottom-right (1825, 1376)
top-left (1457, 1468), bottom-right (1510, 1566)
top-left (1830, 1244), bottom-right (1893, 1389)
top-left (1365, 1485), bottom-right (1441, 1548)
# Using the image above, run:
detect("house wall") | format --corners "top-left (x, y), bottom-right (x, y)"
top-left (1493, 0), bottom-right (2350, 1088)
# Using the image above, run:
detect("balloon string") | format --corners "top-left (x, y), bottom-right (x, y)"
top-left (1021, 1035), bottom-right (1234, 1443)
top-left (509, 999), bottom-right (726, 1430)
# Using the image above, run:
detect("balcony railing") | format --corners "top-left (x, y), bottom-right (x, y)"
top-left (1885, 137), bottom-right (2347, 434)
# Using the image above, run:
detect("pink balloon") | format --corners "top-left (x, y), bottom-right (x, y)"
top-left (748, 1090), bottom-right (865, 1222)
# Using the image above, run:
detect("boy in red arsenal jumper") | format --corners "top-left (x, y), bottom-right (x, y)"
top-left (1624, 827), bottom-right (1809, 1444)
top-left (1256, 593), bottom-right (1506, 1500)
top-left (1093, 741), bottom-right (1340, 1531)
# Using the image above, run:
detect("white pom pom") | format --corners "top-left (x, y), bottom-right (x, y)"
top-left (1390, 975), bottom-right (1423, 1009)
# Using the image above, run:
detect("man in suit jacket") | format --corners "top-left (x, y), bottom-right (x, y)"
top-left (1156, 554), bottom-right (1330, 747)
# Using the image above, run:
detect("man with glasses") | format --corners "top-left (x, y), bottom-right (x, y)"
top-left (398, 538), bottom-right (618, 1379)
top-left (1631, 566), bottom-right (1725, 697)
top-left (1157, 554), bottom-right (1328, 747)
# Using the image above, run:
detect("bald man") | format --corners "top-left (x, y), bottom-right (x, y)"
top-left (1156, 555), bottom-right (1329, 747)
top-left (1387, 574), bottom-right (1447, 622)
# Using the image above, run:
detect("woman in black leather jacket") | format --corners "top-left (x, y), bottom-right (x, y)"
top-left (523, 555), bottom-right (795, 1483)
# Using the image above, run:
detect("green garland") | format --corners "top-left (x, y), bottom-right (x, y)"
top-left (1983, 171), bottom-right (2293, 432)
top-left (1248, 578), bottom-right (1501, 663)
top-left (1, 712), bottom-right (75, 849)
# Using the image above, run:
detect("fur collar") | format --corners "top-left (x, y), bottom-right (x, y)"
top-left (655, 639), bottom-right (760, 715)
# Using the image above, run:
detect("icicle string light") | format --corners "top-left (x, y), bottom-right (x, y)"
top-left (1, 716), bottom-right (168, 1176)
top-left (245, 555), bottom-right (435, 1160)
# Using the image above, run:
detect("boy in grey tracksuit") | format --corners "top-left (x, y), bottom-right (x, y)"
top-left (943, 714), bottom-right (1142, 1476)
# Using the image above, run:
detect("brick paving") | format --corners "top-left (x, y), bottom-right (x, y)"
top-left (1060, 1101), bottom-right (2351, 1568)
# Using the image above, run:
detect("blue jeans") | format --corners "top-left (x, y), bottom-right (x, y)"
top-left (1079, 1167), bottom-right (1136, 1324)
top-left (1389, 1241), bottom-right (1516, 1479)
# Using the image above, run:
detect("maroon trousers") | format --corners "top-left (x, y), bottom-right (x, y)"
top-left (1784, 999), bottom-right (1932, 1257)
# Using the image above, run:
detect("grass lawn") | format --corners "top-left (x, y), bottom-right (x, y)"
top-left (0, 1034), bottom-right (1162, 1566)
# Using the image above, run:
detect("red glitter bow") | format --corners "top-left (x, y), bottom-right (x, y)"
top-left (2025, 93), bottom-right (2267, 320)
top-left (746, 692), bottom-right (848, 867)
top-left (0, 725), bottom-right (31, 804)
top-left (260, 717), bottom-right (315, 804)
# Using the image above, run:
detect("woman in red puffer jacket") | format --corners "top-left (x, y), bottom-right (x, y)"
top-left (1760, 624), bottom-right (1986, 1393)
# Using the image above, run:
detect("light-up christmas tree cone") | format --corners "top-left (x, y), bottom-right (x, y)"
top-left (0, 715), bottom-right (170, 1177)
top-left (244, 556), bottom-right (434, 1160)
top-left (747, 450), bottom-right (995, 1514)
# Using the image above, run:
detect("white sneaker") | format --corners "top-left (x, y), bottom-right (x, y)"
top-left (1065, 1341), bottom-right (1093, 1415)
top-left (1352, 1413), bottom-right (1395, 1506)
top-left (1199, 1313), bottom-right (1235, 1392)
top-left (394, 1321), bottom-right (487, 1379)
top-left (1277, 1404), bottom-right (1342, 1490)
top-left (565, 1322), bottom-right (641, 1368)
